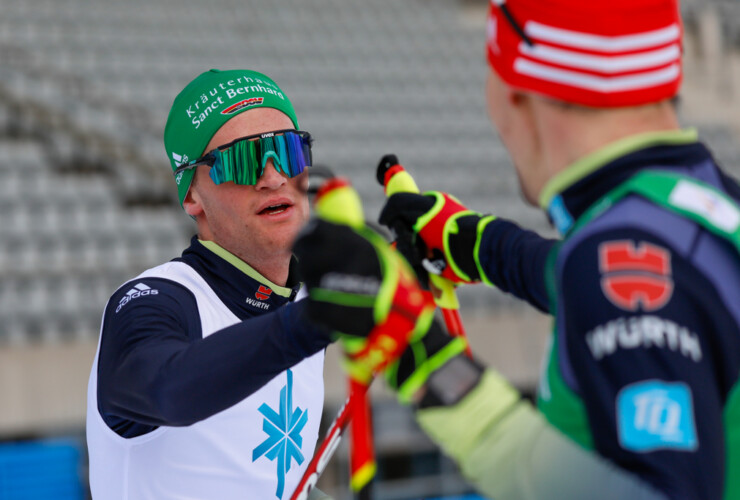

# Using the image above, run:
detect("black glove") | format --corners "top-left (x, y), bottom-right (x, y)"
top-left (294, 218), bottom-right (473, 401)
top-left (379, 192), bottom-right (497, 284)
top-left (293, 219), bottom-right (382, 336)
top-left (293, 218), bottom-right (438, 382)
top-left (381, 193), bottom-right (435, 288)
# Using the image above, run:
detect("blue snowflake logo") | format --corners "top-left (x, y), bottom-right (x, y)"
top-left (252, 369), bottom-right (308, 498)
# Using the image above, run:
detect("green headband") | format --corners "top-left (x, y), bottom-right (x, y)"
top-left (164, 69), bottom-right (299, 207)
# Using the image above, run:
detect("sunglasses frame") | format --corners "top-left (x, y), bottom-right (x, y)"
top-left (494, 0), bottom-right (535, 47)
top-left (173, 129), bottom-right (313, 176)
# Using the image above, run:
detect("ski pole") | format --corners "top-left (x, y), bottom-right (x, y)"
top-left (292, 176), bottom-right (375, 500)
top-left (376, 155), bottom-right (471, 355)
top-left (290, 383), bottom-right (366, 500)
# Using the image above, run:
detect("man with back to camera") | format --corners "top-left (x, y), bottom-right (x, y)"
top-left (291, 0), bottom-right (740, 498)
top-left (86, 69), bottom-right (333, 500)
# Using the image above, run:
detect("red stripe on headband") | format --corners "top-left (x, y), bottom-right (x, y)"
top-left (487, 0), bottom-right (683, 107)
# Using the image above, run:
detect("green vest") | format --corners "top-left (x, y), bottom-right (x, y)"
top-left (537, 171), bottom-right (740, 499)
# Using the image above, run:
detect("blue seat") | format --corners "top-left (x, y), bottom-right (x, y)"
top-left (0, 440), bottom-right (84, 500)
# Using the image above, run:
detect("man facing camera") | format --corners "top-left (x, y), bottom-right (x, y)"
top-left (87, 69), bottom-right (332, 500)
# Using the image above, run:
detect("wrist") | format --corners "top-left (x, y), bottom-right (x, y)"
top-left (447, 214), bottom-right (496, 283)
top-left (417, 354), bottom-right (485, 409)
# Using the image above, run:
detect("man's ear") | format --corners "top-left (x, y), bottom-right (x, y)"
top-left (182, 173), bottom-right (204, 217)
top-left (509, 87), bottom-right (530, 108)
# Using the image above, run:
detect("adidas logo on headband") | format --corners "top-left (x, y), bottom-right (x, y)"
top-left (172, 152), bottom-right (188, 167)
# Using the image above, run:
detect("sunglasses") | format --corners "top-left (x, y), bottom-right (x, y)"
top-left (493, 0), bottom-right (535, 47)
top-left (174, 129), bottom-right (313, 186)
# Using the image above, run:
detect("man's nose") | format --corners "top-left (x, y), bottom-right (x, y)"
top-left (256, 159), bottom-right (288, 190)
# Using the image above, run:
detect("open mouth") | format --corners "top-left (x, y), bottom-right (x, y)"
top-left (259, 204), bottom-right (291, 215)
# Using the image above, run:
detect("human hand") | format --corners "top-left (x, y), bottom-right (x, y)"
top-left (293, 217), bottom-right (437, 383)
top-left (379, 191), bottom-right (496, 285)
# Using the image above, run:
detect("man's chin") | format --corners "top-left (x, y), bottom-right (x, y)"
top-left (261, 218), bottom-right (307, 248)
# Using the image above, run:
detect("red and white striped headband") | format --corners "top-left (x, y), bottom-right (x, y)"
top-left (486, 0), bottom-right (683, 107)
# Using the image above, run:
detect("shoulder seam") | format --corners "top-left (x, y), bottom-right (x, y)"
top-left (105, 275), bottom-right (199, 318)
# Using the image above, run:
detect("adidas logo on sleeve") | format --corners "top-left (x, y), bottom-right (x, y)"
top-left (115, 283), bottom-right (159, 313)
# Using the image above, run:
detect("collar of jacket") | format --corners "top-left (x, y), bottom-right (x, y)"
top-left (538, 129), bottom-right (706, 235)
top-left (198, 239), bottom-right (298, 298)
top-left (176, 237), bottom-right (302, 318)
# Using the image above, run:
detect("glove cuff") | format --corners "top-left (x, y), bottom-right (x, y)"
top-left (446, 213), bottom-right (497, 284)
top-left (389, 316), bottom-right (470, 404)
top-left (396, 336), bottom-right (469, 404)
top-left (473, 215), bottom-right (498, 287)
top-left (418, 354), bottom-right (485, 408)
